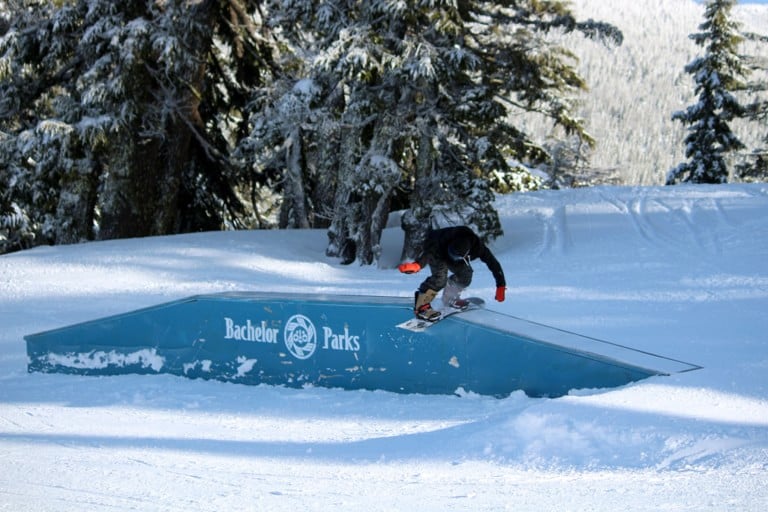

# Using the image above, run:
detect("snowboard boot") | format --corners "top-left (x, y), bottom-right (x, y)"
top-left (443, 278), bottom-right (469, 310)
top-left (414, 289), bottom-right (441, 321)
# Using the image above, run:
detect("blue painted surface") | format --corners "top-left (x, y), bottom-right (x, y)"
top-left (24, 292), bottom-right (700, 397)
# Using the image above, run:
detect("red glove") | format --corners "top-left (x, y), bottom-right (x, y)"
top-left (398, 262), bottom-right (421, 274)
top-left (495, 286), bottom-right (506, 302)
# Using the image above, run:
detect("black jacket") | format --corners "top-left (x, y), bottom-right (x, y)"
top-left (416, 226), bottom-right (506, 288)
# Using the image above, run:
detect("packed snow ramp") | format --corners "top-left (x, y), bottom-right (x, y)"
top-left (25, 292), bottom-right (700, 397)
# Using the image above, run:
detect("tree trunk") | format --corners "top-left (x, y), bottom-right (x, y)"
top-left (326, 115), bottom-right (363, 264)
top-left (54, 136), bottom-right (100, 244)
top-left (327, 117), bottom-right (400, 266)
top-left (279, 128), bottom-right (311, 229)
top-left (99, 1), bottom-right (213, 240)
top-left (362, 124), bottom-right (400, 265)
top-left (400, 126), bottom-right (435, 262)
top-left (99, 118), bottom-right (190, 239)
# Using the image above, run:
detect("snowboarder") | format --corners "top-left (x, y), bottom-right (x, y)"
top-left (398, 226), bottom-right (506, 321)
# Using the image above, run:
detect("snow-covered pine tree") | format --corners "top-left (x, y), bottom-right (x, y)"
top-left (736, 24), bottom-right (768, 181)
top-left (264, 0), bottom-right (622, 265)
top-left (247, 2), bottom-right (381, 261)
top-left (236, 74), bottom-right (331, 230)
top-left (0, 0), bottom-right (277, 253)
top-left (0, 1), bottom-right (90, 251)
top-left (667, 0), bottom-right (747, 185)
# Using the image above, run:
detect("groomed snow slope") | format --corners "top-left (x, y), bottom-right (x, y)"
top-left (1, 184), bottom-right (767, 511)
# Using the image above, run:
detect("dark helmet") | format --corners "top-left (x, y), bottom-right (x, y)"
top-left (447, 239), bottom-right (471, 262)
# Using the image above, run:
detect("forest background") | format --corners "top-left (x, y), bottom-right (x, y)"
top-left (1, 0), bottom-right (767, 262)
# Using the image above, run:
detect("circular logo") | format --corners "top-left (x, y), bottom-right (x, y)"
top-left (283, 314), bottom-right (317, 360)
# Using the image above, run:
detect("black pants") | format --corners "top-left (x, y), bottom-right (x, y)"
top-left (419, 259), bottom-right (473, 293)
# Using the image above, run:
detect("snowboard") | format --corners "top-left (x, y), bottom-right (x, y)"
top-left (396, 297), bottom-right (485, 333)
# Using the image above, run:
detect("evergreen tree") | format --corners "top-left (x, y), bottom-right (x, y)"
top-left (667, 0), bottom-right (746, 185)
top-left (736, 26), bottom-right (768, 181)
top-left (0, 0), bottom-right (276, 253)
top-left (262, 0), bottom-right (622, 264)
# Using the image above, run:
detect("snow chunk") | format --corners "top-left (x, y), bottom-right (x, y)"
top-left (183, 360), bottom-right (213, 374)
top-left (42, 348), bottom-right (164, 372)
top-left (235, 356), bottom-right (258, 378)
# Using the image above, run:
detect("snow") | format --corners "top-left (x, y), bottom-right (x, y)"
top-left (1, 184), bottom-right (768, 511)
top-left (41, 348), bottom-right (165, 372)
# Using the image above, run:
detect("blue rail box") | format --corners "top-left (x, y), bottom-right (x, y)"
top-left (25, 292), bottom-right (699, 397)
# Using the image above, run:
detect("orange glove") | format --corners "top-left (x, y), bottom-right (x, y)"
top-left (398, 262), bottom-right (421, 274)
top-left (495, 286), bottom-right (506, 302)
